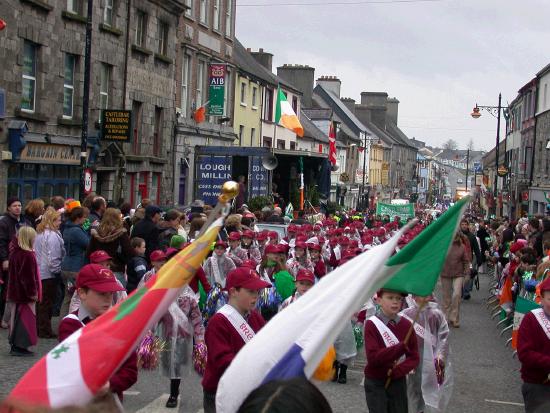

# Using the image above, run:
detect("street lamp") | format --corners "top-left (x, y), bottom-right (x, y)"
top-left (471, 93), bottom-right (508, 215)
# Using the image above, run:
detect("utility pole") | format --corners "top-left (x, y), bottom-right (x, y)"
top-left (80, 0), bottom-right (93, 201)
top-left (465, 148), bottom-right (470, 192)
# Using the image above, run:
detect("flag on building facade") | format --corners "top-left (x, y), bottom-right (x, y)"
top-left (285, 203), bottom-right (294, 219)
top-left (275, 88), bottom-right (304, 137)
top-left (8, 219), bottom-right (224, 408)
top-left (328, 123), bottom-right (337, 165)
top-left (215, 198), bottom-right (469, 412)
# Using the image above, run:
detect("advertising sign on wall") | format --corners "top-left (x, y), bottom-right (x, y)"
top-left (208, 64), bottom-right (226, 116)
top-left (195, 155), bottom-right (232, 206)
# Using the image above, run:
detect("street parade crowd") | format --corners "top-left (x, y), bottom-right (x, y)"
top-left (0, 193), bottom-right (549, 413)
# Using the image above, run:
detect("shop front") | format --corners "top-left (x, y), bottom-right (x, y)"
top-left (7, 142), bottom-right (81, 205)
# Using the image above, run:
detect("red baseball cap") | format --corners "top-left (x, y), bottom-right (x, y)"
top-left (165, 247), bottom-right (179, 259)
top-left (89, 250), bottom-right (112, 264)
top-left (242, 230), bottom-right (255, 239)
top-left (228, 232), bottom-right (242, 241)
top-left (241, 259), bottom-right (258, 269)
top-left (76, 264), bottom-right (125, 292)
top-left (215, 240), bottom-right (228, 249)
top-left (150, 250), bottom-right (167, 262)
top-left (296, 268), bottom-right (315, 284)
top-left (225, 267), bottom-right (271, 291)
top-left (539, 277), bottom-right (550, 293)
top-left (295, 241), bottom-right (307, 250)
top-left (256, 231), bottom-right (268, 241)
top-left (307, 243), bottom-right (321, 251)
top-left (264, 244), bottom-right (279, 254)
top-left (268, 231), bottom-right (279, 240)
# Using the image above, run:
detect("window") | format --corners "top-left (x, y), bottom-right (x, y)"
top-left (213, 0), bottom-right (221, 31)
top-left (157, 21), bottom-right (168, 55)
top-left (153, 107), bottom-right (162, 156)
top-left (21, 41), bottom-right (37, 112)
top-left (264, 88), bottom-right (273, 121)
top-left (225, 0), bottom-right (232, 36)
top-left (292, 96), bottom-right (298, 113)
top-left (240, 82), bottom-right (246, 105)
top-left (184, 0), bottom-right (193, 17)
top-left (103, 0), bottom-right (113, 25)
top-left (263, 136), bottom-right (272, 148)
top-left (239, 125), bottom-right (244, 145)
top-left (196, 59), bottom-right (206, 108)
top-left (181, 53), bottom-right (191, 116)
top-left (67, 0), bottom-right (84, 15)
top-left (200, 0), bottom-right (208, 24)
top-left (223, 68), bottom-right (230, 117)
top-left (277, 139), bottom-right (285, 149)
top-left (151, 173), bottom-right (161, 204)
top-left (290, 141), bottom-right (296, 150)
top-left (63, 54), bottom-right (76, 118)
top-left (251, 128), bottom-right (256, 146)
top-left (544, 84), bottom-right (548, 110)
top-left (135, 10), bottom-right (147, 47)
top-left (252, 87), bottom-right (257, 108)
top-left (132, 100), bottom-right (142, 155)
top-left (100, 63), bottom-right (111, 109)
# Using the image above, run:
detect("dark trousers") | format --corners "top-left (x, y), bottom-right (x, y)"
top-left (364, 377), bottom-right (408, 413)
top-left (36, 278), bottom-right (57, 336)
top-left (203, 390), bottom-right (216, 413)
top-left (522, 383), bottom-right (550, 413)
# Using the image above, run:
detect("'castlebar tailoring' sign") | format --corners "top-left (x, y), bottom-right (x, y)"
top-left (101, 110), bottom-right (132, 141)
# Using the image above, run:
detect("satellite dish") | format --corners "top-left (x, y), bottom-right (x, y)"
top-left (262, 154), bottom-right (279, 170)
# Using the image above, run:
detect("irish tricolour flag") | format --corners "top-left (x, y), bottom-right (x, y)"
top-left (8, 219), bottom-right (223, 408)
top-left (216, 198), bottom-right (470, 413)
top-left (275, 88), bottom-right (304, 137)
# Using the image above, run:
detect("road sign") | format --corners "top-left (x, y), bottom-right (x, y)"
top-left (84, 168), bottom-right (93, 194)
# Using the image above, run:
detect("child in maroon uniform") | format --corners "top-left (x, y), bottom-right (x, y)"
top-left (364, 288), bottom-right (419, 413)
top-left (58, 264), bottom-right (138, 402)
top-left (517, 277), bottom-right (550, 412)
top-left (202, 267), bottom-right (271, 413)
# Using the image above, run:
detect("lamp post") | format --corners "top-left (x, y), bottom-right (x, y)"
top-left (80, 0), bottom-right (93, 201)
top-left (471, 93), bottom-right (508, 215)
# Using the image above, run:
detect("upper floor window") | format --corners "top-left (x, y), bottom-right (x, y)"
top-left (225, 0), bottom-right (232, 36)
top-left (264, 88), bottom-right (273, 121)
top-left (223, 68), bottom-right (231, 117)
top-left (103, 0), bottom-right (114, 25)
top-left (213, 0), bottom-right (221, 31)
top-left (63, 54), bottom-right (76, 118)
top-left (157, 21), bottom-right (168, 55)
top-left (22, 41), bottom-right (37, 112)
top-left (200, 0), bottom-right (208, 25)
top-left (67, 0), bottom-right (84, 15)
top-left (181, 53), bottom-right (191, 117)
top-left (252, 87), bottom-right (257, 108)
top-left (100, 63), bottom-right (111, 109)
top-left (135, 10), bottom-right (147, 47)
top-left (184, 0), bottom-right (193, 17)
top-left (196, 60), bottom-right (206, 108)
top-left (240, 82), bottom-right (246, 105)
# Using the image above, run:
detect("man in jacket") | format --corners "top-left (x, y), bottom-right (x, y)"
top-left (476, 219), bottom-right (490, 273)
top-left (131, 205), bottom-right (162, 262)
top-left (460, 219), bottom-right (481, 300)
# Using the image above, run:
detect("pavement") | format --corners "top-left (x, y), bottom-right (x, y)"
top-left (0, 272), bottom-right (525, 412)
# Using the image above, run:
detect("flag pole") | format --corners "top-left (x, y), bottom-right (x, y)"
top-left (384, 299), bottom-right (427, 389)
top-left (299, 156), bottom-right (304, 211)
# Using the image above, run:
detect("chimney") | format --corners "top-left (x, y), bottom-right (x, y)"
top-left (251, 48), bottom-right (273, 71)
top-left (340, 97), bottom-right (356, 114)
top-left (277, 64), bottom-right (315, 108)
top-left (316, 75), bottom-right (341, 98)
top-left (387, 97), bottom-right (399, 125)
top-left (360, 91), bottom-right (388, 107)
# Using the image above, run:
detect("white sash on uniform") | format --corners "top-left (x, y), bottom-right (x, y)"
top-left (218, 304), bottom-right (255, 343)
top-left (532, 308), bottom-right (550, 340)
top-left (371, 315), bottom-right (406, 363)
top-left (400, 313), bottom-right (436, 346)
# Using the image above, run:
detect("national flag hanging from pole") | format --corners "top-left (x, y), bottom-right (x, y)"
top-left (8, 219), bottom-right (224, 408)
top-left (215, 197), bottom-right (470, 413)
top-left (328, 123), bottom-right (337, 165)
top-left (275, 88), bottom-right (303, 137)
top-left (193, 100), bottom-right (210, 123)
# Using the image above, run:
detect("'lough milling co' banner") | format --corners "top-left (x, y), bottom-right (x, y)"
top-left (376, 203), bottom-right (415, 220)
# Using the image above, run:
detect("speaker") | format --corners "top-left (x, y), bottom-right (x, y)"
top-left (262, 154), bottom-right (279, 170)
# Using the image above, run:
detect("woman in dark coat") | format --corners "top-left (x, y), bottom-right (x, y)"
top-left (7, 226), bottom-right (40, 356)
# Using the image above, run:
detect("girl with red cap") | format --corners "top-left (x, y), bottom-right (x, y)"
top-left (286, 241), bottom-right (314, 278)
top-left (226, 232), bottom-right (247, 267)
top-left (241, 230), bottom-right (261, 265)
top-left (308, 243), bottom-right (327, 280)
top-left (203, 241), bottom-right (236, 289)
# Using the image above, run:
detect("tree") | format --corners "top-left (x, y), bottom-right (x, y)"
top-left (467, 138), bottom-right (474, 151)
top-left (442, 139), bottom-right (458, 150)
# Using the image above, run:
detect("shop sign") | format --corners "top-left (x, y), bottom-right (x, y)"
top-left (195, 155), bottom-right (232, 206)
top-left (101, 110), bottom-right (132, 141)
top-left (19, 143), bottom-right (81, 165)
top-left (248, 156), bottom-right (269, 198)
top-left (376, 202), bottom-right (415, 220)
top-left (208, 64), bottom-right (226, 116)
top-left (84, 168), bottom-right (93, 194)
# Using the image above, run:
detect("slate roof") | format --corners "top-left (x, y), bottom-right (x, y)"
top-left (385, 122), bottom-right (417, 149)
top-left (301, 110), bottom-right (329, 143)
top-left (233, 39), bottom-right (302, 95)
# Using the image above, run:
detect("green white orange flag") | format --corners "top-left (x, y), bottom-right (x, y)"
top-left (8, 218), bottom-right (223, 408)
top-left (275, 88), bottom-right (304, 137)
top-left (512, 296), bottom-right (539, 349)
top-left (381, 196), bottom-right (470, 296)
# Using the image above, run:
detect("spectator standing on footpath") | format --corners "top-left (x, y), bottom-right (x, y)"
top-left (132, 205), bottom-right (162, 262)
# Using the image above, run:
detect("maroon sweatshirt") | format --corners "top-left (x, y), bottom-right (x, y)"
top-left (58, 311), bottom-right (138, 400)
top-left (364, 315), bottom-right (419, 380)
top-left (517, 310), bottom-right (550, 385)
top-left (202, 309), bottom-right (266, 394)
top-left (189, 267), bottom-right (212, 294)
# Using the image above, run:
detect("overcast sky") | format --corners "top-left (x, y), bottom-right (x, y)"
top-left (235, 0), bottom-right (550, 151)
